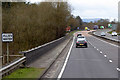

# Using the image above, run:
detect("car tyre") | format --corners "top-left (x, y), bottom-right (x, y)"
top-left (76, 46), bottom-right (78, 48)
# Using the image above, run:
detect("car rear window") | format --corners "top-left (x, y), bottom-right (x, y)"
top-left (78, 36), bottom-right (84, 38)
top-left (77, 34), bottom-right (82, 37)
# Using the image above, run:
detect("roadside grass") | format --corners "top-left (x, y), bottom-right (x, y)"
top-left (2, 67), bottom-right (45, 80)
top-left (108, 31), bottom-right (113, 34)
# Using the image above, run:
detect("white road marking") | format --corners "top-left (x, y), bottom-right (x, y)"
top-left (104, 55), bottom-right (107, 57)
top-left (57, 37), bottom-right (75, 79)
top-left (88, 40), bottom-right (114, 64)
top-left (117, 68), bottom-right (120, 71)
top-left (100, 51), bottom-right (102, 54)
top-left (109, 60), bottom-right (113, 63)
top-left (88, 41), bottom-right (93, 46)
top-left (94, 47), bottom-right (96, 48)
top-left (92, 36), bottom-right (119, 48)
top-left (88, 35), bottom-right (115, 64)
top-left (88, 41), bottom-right (97, 49)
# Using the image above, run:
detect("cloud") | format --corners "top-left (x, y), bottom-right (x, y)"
top-left (68, 0), bottom-right (119, 21)
top-left (27, 0), bottom-right (119, 21)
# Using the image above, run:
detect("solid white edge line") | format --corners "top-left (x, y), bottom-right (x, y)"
top-left (92, 36), bottom-right (119, 48)
top-left (57, 37), bottom-right (75, 79)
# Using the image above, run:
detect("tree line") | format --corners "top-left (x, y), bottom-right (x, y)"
top-left (83, 19), bottom-right (110, 29)
top-left (2, 2), bottom-right (82, 61)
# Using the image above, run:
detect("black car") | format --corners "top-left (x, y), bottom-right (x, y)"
top-left (87, 29), bottom-right (90, 31)
top-left (76, 38), bottom-right (87, 48)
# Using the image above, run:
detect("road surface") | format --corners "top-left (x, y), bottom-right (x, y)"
top-left (94, 29), bottom-right (119, 41)
top-left (59, 31), bottom-right (118, 79)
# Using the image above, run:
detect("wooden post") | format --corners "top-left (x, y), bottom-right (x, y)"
top-left (0, 1), bottom-right (2, 80)
top-left (7, 43), bottom-right (9, 63)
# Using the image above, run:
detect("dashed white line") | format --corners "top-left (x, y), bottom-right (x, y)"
top-left (88, 41), bottom-right (103, 56)
top-left (100, 51), bottom-right (102, 54)
top-left (57, 37), bottom-right (75, 79)
top-left (117, 68), bottom-right (120, 71)
top-left (109, 60), bottom-right (113, 63)
top-left (104, 55), bottom-right (107, 57)
top-left (88, 38), bottom-right (114, 64)
top-left (88, 41), bottom-right (93, 46)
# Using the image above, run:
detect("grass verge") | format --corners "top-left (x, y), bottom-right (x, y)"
top-left (69, 30), bottom-right (81, 36)
top-left (108, 31), bottom-right (113, 34)
top-left (2, 67), bottom-right (45, 80)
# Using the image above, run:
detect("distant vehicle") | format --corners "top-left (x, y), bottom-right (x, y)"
top-left (77, 33), bottom-right (82, 37)
top-left (112, 32), bottom-right (117, 36)
top-left (93, 25), bottom-right (98, 30)
top-left (101, 32), bottom-right (106, 36)
top-left (87, 29), bottom-right (90, 31)
top-left (66, 26), bottom-right (71, 32)
top-left (76, 38), bottom-right (87, 48)
top-left (100, 26), bottom-right (104, 29)
top-left (85, 27), bottom-right (88, 30)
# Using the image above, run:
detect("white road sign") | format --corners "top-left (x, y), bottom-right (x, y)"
top-left (2, 33), bottom-right (13, 42)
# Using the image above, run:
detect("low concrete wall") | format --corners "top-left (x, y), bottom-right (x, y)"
top-left (23, 35), bottom-right (70, 66)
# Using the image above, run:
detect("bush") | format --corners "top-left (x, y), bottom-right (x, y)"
top-left (2, 2), bottom-right (71, 63)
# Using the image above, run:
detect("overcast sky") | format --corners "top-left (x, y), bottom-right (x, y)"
top-left (27, 0), bottom-right (120, 21)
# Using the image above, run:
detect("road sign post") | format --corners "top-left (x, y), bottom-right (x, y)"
top-left (7, 43), bottom-right (9, 63)
top-left (2, 33), bottom-right (13, 63)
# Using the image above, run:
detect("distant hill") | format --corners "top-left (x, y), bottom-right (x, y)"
top-left (82, 18), bottom-right (101, 23)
